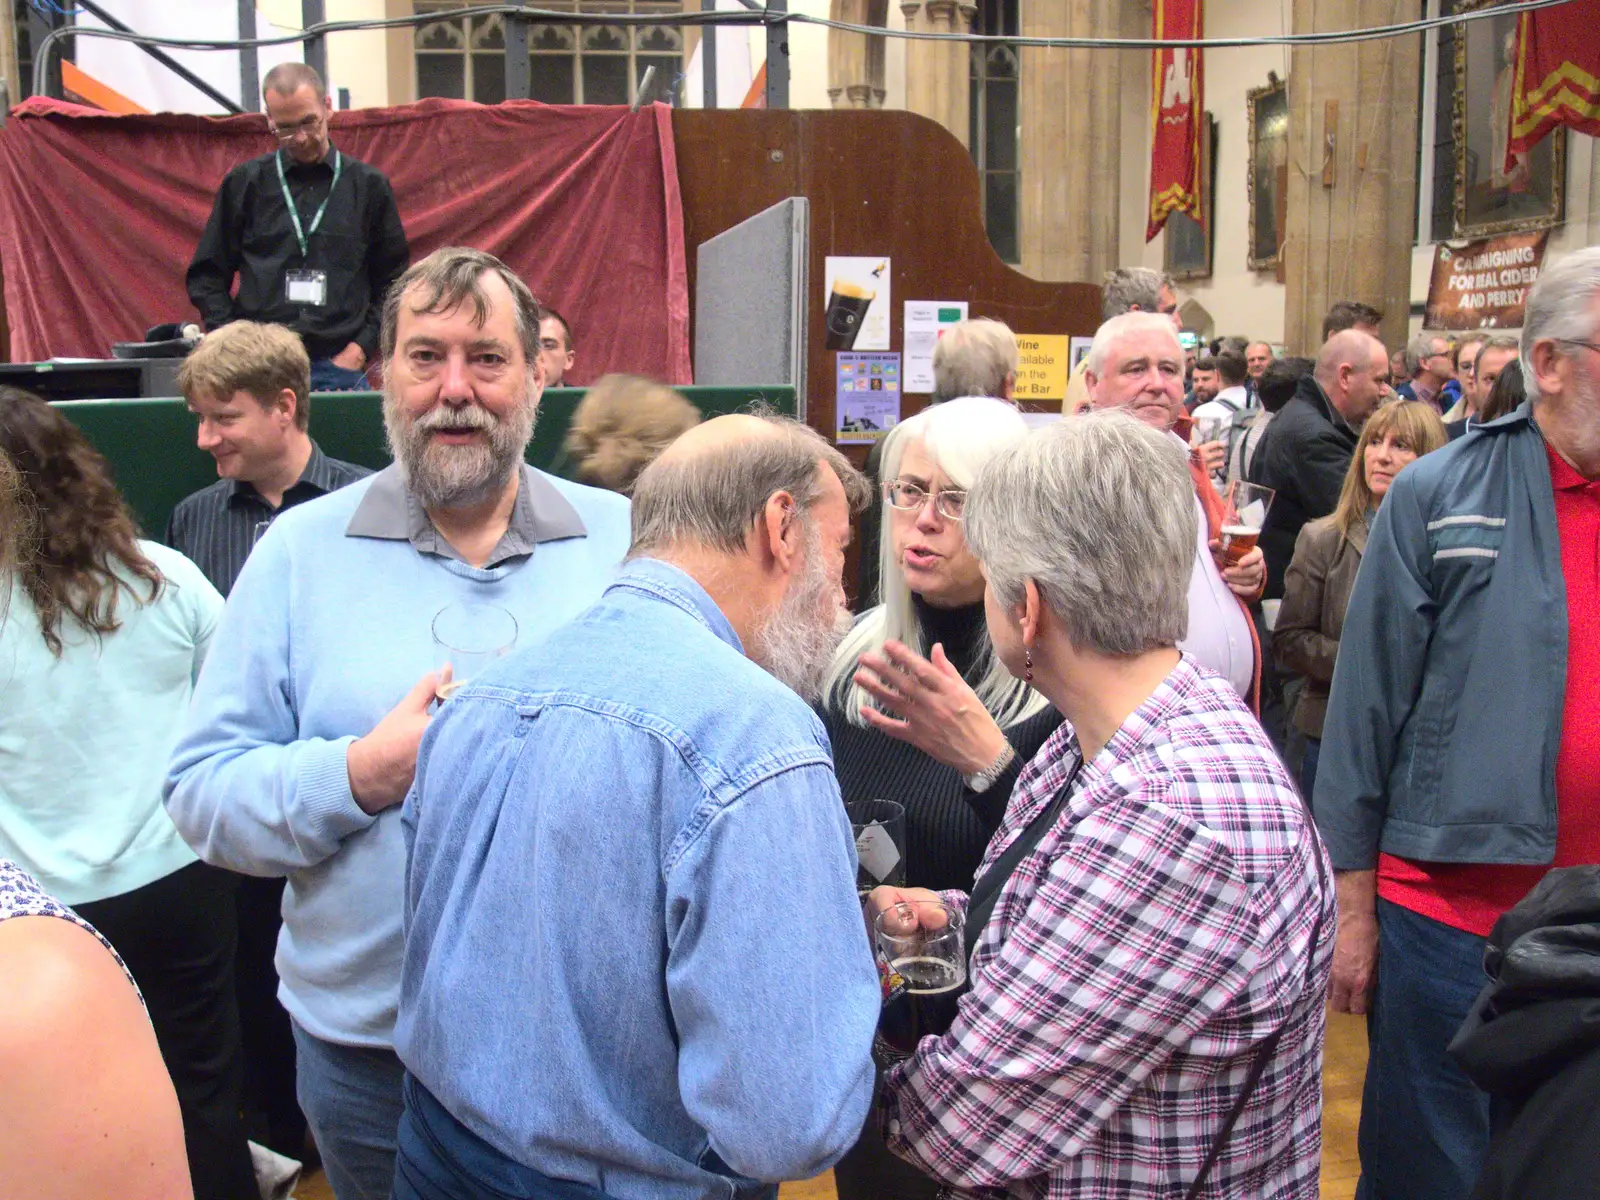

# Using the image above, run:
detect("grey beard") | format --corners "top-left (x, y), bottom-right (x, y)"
top-left (384, 390), bottom-right (536, 510)
top-left (753, 522), bottom-right (852, 702)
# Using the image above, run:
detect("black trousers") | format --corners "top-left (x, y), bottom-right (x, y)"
top-left (76, 860), bottom-right (258, 1200)
top-left (235, 873), bottom-right (309, 1157)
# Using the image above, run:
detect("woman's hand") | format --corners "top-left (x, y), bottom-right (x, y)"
top-left (865, 885), bottom-right (948, 936)
top-left (854, 640), bottom-right (1010, 776)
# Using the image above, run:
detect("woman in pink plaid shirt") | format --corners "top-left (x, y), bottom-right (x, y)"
top-left (870, 410), bottom-right (1334, 1200)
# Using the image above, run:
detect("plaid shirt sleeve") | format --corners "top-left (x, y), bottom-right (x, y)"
top-left (881, 784), bottom-right (1263, 1191)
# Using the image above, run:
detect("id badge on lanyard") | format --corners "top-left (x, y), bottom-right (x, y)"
top-left (278, 149), bottom-right (341, 308)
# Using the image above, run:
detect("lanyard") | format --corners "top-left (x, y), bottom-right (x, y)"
top-left (275, 148), bottom-right (341, 259)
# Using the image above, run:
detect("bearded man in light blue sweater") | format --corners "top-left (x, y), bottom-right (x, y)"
top-left (166, 247), bottom-right (632, 1200)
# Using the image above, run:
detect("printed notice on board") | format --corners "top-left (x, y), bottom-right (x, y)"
top-left (904, 300), bottom-right (968, 392)
top-left (824, 257), bottom-right (891, 351)
top-left (836, 352), bottom-right (901, 444)
top-left (1015, 334), bottom-right (1070, 401)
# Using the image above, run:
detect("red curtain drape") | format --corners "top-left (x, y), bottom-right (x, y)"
top-left (0, 96), bottom-right (691, 385)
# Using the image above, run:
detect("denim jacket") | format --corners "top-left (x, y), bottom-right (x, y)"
top-left (396, 558), bottom-right (879, 1200)
top-left (1314, 402), bottom-right (1566, 870)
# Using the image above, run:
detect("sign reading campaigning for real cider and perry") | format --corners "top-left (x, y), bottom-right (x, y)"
top-left (1015, 334), bottom-right (1070, 401)
top-left (1425, 231), bottom-right (1547, 331)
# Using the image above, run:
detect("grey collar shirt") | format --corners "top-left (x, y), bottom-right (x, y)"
top-left (345, 463), bottom-right (588, 567)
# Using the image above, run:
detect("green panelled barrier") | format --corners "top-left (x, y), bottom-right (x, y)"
top-left (53, 386), bottom-right (797, 538)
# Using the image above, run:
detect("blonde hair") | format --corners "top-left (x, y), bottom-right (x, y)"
top-left (822, 397), bottom-right (1049, 728)
top-left (178, 322), bottom-right (312, 429)
top-left (566, 375), bottom-right (701, 495)
top-left (1332, 399), bottom-right (1448, 538)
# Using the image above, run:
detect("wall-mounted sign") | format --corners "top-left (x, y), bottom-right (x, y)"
top-left (1424, 230), bottom-right (1547, 330)
top-left (1015, 334), bottom-right (1070, 401)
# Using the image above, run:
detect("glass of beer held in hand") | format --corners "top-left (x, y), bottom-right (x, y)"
top-left (873, 897), bottom-right (967, 1054)
top-left (1217, 480), bottom-right (1274, 568)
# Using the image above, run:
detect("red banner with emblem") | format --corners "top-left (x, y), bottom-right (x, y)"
top-left (1147, 0), bottom-right (1204, 242)
top-left (1507, 0), bottom-right (1600, 170)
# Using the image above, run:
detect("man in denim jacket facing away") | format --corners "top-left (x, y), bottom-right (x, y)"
top-left (1316, 245), bottom-right (1600, 1200)
top-left (395, 413), bottom-right (881, 1200)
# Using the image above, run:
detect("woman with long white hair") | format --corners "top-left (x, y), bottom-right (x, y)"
top-left (820, 396), bottom-right (1059, 1200)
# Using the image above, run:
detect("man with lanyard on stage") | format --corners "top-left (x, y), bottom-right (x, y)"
top-left (188, 62), bottom-right (409, 392)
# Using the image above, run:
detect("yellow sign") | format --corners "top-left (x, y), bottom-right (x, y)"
top-left (1015, 334), bottom-right (1069, 400)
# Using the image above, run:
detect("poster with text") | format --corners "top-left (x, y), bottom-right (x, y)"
top-left (824, 257), bottom-right (891, 351)
top-left (904, 300), bottom-right (969, 392)
top-left (1425, 231), bottom-right (1547, 330)
top-left (1015, 334), bottom-right (1070, 401)
top-left (836, 352), bottom-right (902, 443)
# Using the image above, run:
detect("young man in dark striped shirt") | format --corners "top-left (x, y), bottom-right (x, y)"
top-left (168, 320), bottom-right (370, 597)
top-left (165, 318), bottom-right (367, 1165)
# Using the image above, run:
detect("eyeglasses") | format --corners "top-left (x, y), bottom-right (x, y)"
top-left (884, 479), bottom-right (966, 522)
top-left (268, 113), bottom-right (323, 141)
top-left (1558, 338), bottom-right (1600, 356)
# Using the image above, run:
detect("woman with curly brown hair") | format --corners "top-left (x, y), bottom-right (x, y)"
top-left (0, 389), bottom-right (256, 1200)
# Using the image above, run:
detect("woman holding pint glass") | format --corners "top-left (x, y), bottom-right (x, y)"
top-left (819, 397), bottom-right (1059, 1200)
top-left (868, 411), bottom-right (1334, 1199)
top-left (1274, 400), bottom-right (1447, 798)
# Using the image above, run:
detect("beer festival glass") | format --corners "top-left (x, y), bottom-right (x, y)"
top-left (1219, 480), bottom-right (1275, 567)
top-left (875, 898), bottom-right (967, 1045)
top-left (431, 602), bottom-right (519, 700)
top-left (845, 798), bottom-right (907, 896)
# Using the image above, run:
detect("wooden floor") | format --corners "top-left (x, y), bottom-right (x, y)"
top-left (294, 1009), bottom-right (1366, 1199)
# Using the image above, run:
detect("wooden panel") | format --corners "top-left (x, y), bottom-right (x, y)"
top-left (674, 109), bottom-right (1103, 453)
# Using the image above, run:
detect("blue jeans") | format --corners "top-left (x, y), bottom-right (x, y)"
top-left (311, 358), bottom-right (371, 392)
top-left (1356, 900), bottom-right (1492, 1200)
top-left (292, 1021), bottom-right (405, 1200)
top-left (394, 1074), bottom-right (631, 1200)
top-left (1299, 736), bottom-right (1321, 801)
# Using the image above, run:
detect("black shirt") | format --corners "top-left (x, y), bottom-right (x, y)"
top-left (165, 442), bottom-right (371, 595)
top-left (820, 598), bottom-right (1063, 893)
top-left (1249, 373), bottom-right (1359, 600)
top-left (186, 148), bottom-right (409, 360)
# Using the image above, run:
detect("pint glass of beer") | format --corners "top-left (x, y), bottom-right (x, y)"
top-left (1218, 480), bottom-right (1274, 568)
top-left (874, 898), bottom-right (967, 1052)
top-left (823, 279), bottom-right (876, 350)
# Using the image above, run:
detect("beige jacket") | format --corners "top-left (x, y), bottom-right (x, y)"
top-left (1272, 513), bottom-right (1367, 738)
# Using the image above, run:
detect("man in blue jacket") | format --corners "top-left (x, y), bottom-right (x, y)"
top-left (394, 414), bottom-right (881, 1200)
top-left (1316, 245), bottom-right (1600, 1200)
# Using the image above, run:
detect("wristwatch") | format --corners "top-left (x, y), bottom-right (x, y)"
top-left (964, 742), bottom-right (1017, 792)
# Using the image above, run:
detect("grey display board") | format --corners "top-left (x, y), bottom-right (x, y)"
top-left (694, 197), bottom-right (809, 418)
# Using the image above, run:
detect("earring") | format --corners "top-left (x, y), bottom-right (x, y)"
top-left (1024, 647), bottom-right (1033, 684)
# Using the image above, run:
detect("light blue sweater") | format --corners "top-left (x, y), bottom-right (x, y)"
top-left (165, 469), bottom-right (632, 1048)
top-left (1, 542), bottom-right (219, 906)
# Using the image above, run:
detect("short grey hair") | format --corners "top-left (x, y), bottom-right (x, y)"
top-left (262, 62), bottom-right (326, 101)
top-left (381, 247), bottom-right (543, 370)
top-left (629, 414), bottom-right (870, 555)
top-left (1084, 311), bottom-right (1181, 378)
top-left (1522, 246), bottom-right (1600, 404)
top-left (931, 319), bottom-right (1019, 403)
top-left (964, 410), bottom-right (1195, 656)
top-left (1101, 267), bottom-right (1173, 321)
top-left (1404, 332), bottom-right (1447, 378)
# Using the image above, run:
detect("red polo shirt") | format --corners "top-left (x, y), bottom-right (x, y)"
top-left (1377, 442), bottom-right (1600, 936)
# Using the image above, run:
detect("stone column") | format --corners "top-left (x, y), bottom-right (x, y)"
top-left (829, 0), bottom-right (890, 108)
top-left (1018, 0), bottom-right (1124, 282)
top-left (1282, 0), bottom-right (1421, 354)
top-left (901, 0), bottom-right (976, 146)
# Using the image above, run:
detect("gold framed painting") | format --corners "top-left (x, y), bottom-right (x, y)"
top-left (1246, 78), bottom-right (1288, 271)
top-left (1453, 0), bottom-right (1565, 238)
